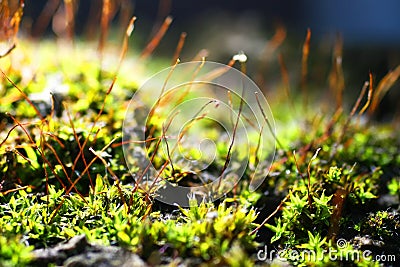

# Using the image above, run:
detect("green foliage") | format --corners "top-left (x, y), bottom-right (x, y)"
top-left (117, 198), bottom-right (258, 264)
top-left (266, 188), bottom-right (333, 246)
top-left (0, 176), bottom-right (259, 265)
top-left (387, 177), bottom-right (400, 196)
top-left (0, 27), bottom-right (399, 267)
top-left (0, 234), bottom-right (33, 267)
top-left (326, 166), bottom-right (342, 183)
top-left (0, 177), bottom-right (148, 248)
top-left (358, 210), bottom-right (400, 240)
top-left (263, 146), bottom-right (397, 266)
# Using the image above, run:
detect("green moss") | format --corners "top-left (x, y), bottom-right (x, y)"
top-left (0, 234), bottom-right (33, 267)
top-left (0, 32), bottom-right (399, 266)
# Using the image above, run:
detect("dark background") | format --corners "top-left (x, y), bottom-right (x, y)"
top-left (23, 0), bottom-right (400, 43)
top-left (21, 0), bottom-right (400, 119)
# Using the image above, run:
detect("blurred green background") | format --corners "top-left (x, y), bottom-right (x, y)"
top-left (21, 0), bottom-right (400, 120)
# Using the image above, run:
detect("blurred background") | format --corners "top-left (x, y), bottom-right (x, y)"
top-left (20, 0), bottom-right (400, 119)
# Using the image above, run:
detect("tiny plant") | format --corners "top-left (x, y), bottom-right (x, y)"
top-left (0, 4), bottom-right (399, 267)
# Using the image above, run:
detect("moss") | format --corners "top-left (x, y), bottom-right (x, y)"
top-left (0, 19), bottom-right (399, 267)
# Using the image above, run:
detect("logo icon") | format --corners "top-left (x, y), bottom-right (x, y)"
top-left (123, 61), bottom-right (276, 206)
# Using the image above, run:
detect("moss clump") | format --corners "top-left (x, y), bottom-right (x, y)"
top-left (0, 20), bottom-right (399, 267)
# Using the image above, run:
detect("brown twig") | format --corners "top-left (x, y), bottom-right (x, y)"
top-left (218, 82), bottom-right (245, 190)
top-left (89, 147), bottom-right (129, 212)
top-left (63, 0), bottom-right (74, 42)
top-left (250, 192), bottom-right (291, 235)
top-left (369, 65), bottom-right (400, 114)
top-left (32, 0), bottom-right (60, 38)
top-left (0, 69), bottom-right (45, 122)
top-left (172, 32), bottom-right (187, 65)
top-left (98, 0), bottom-right (112, 56)
top-left (306, 147), bottom-right (321, 207)
top-left (359, 73), bottom-right (374, 116)
top-left (140, 16), bottom-right (173, 60)
top-left (328, 33), bottom-right (345, 109)
top-left (327, 188), bottom-right (348, 241)
top-left (255, 92), bottom-right (283, 149)
top-left (301, 28), bottom-right (311, 104)
top-left (64, 103), bottom-right (94, 188)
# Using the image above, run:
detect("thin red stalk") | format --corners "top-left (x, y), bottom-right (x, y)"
top-left (301, 28), bottom-right (311, 105)
top-left (133, 110), bottom-right (180, 193)
top-left (72, 16), bottom-right (135, 180)
top-left (172, 32), bottom-right (187, 64)
top-left (369, 65), bottom-right (400, 114)
top-left (7, 114), bottom-right (66, 192)
top-left (253, 123), bottom-right (265, 169)
top-left (177, 100), bottom-right (215, 141)
top-left (157, 59), bottom-right (180, 107)
top-left (116, 16), bottom-right (136, 73)
top-left (89, 147), bottom-right (130, 211)
top-left (350, 82), bottom-right (369, 118)
top-left (65, 148), bottom-right (107, 193)
top-left (13, 147), bottom-right (35, 166)
top-left (227, 90), bottom-right (234, 129)
top-left (306, 148), bottom-right (321, 207)
top-left (111, 136), bottom-right (167, 148)
top-left (118, 0), bottom-right (134, 33)
top-left (140, 16), bottom-right (173, 60)
top-left (0, 186), bottom-right (31, 196)
top-left (147, 59), bottom-right (179, 139)
top-left (191, 49), bottom-right (209, 61)
top-left (175, 59), bottom-right (205, 105)
top-left (162, 122), bottom-right (175, 174)
top-left (0, 122), bottom-right (30, 147)
top-left (278, 53), bottom-right (290, 98)
top-left (37, 131), bottom-right (67, 190)
top-left (145, 100), bottom-right (217, 193)
top-left (328, 34), bottom-right (345, 109)
top-left (217, 84), bottom-right (244, 190)
top-left (39, 123), bottom-right (51, 216)
top-left (256, 25), bottom-right (286, 89)
top-left (146, 110), bottom-right (203, 193)
top-left (133, 135), bottom-right (162, 192)
top-left (241, 113), bottom-right (260, 131)
top-left (255, 92), bottom-right (283, 149)
top-left (43, 132), bottom-right (65, 149)
top-left (6, 113), bottom-right (35, 144)
top-left (359, 73), bottom-right (373, 115)
top-left (148, 158), bottom-right (170, 195)
top-left (199, 60), bottom-right (235, 82)
top-left (32, 0), bottom-right (60, 37)
top-left (324, 107), bottom-right (343, 138)
top-left (278, 53), bottom-right (296, 111)
top-left (45, 142), bottom-right (85, 199)
top-left (48, 196), bottom-right (65, 222)
top-left (98, 0), bottom-right (112, 56)
top-left (63, 0), bottom-right (74, 41)
top-left (1, 69), bottom-right (45, 121)
top-left (293, 150), bottom-right (306, 184)
top-left (336, 81), bottom-right (368, 146)
top-left (64, 103), bottom-right (94, 188)
top-left (248, 122), bottom-right (266, 187)
top-left (69, 76), bottom-right (117, 180)
top-left (250, 192), bottom-right (291, 235)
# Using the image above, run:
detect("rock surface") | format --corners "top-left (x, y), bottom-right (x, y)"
top-left (31, 235), bottom-right (147, 267)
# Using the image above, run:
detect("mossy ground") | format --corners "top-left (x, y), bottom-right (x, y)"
top-left (0, 32), bottom-right (399, 267)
